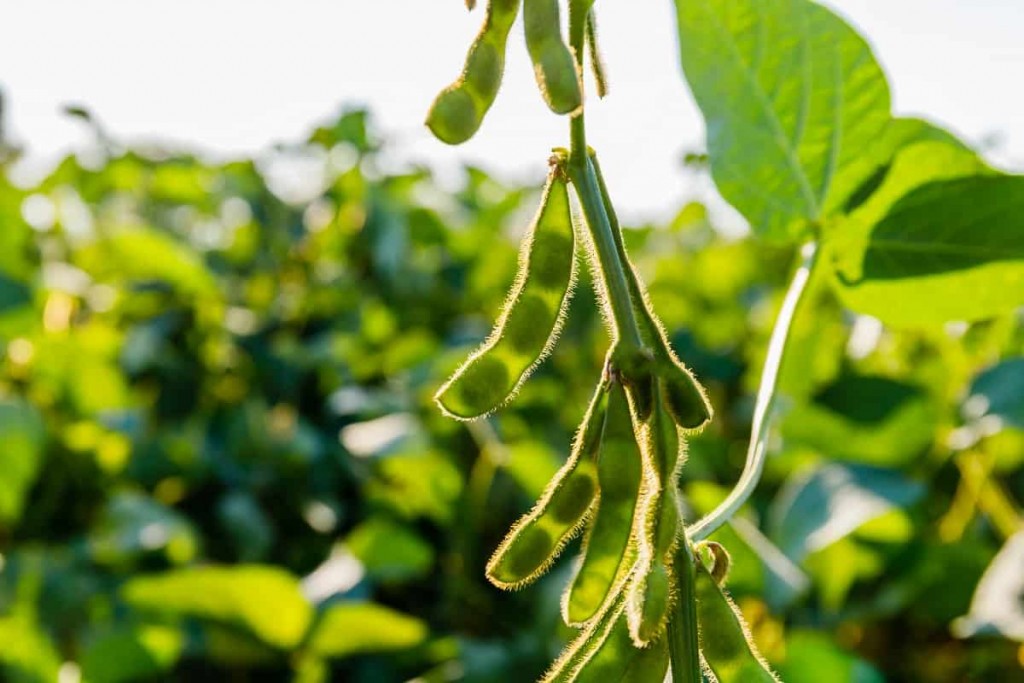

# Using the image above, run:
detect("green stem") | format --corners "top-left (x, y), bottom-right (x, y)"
top-left (687, 241), bottom-right (820, 542)
top-left (566, 0), bottom-right (644, 357)
top-left (668, 536), bottom-right (703, 683)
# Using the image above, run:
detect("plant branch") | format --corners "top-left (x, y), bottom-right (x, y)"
top-left (687, 241), bottom-right (820, 542)
top-left (668, 536), bottom-right (703, 683)
top-left (565, 0), bottom-right (644, 357)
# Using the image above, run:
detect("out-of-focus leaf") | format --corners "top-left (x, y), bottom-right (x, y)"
top-left (769, 463), bottom-right (924, 561)
top-left (76, 228), bottom-right (218, 298)
top-left (0, 611), bottom-right (61, 683)
top-left (217, 492), bottom-right (274, 562)
top-left (0, 274), bottom-right (31, 314)
top-left (502, 442), bottom-right (561, 500)
top-left (366, 451), bottom-right (463, 524)
top-left (964, 358), bottom-right (1024, 430)
top-left (121, 565), bottom-right (313, 649)
top-left (776, 630), bottom-right (884, 683)
top-left (782, 375), bottom-right (938, 467)
top-left (80, 624), bottom-right (183, 683)
top-left (88, 491), bottom-right (199, 566)
top-left (804, 536), bottom-right (885, 612)
top-left (836, 175), bottom-right (1024, 325)
top-left (0, 399), bottom-right (46, 525)
top-left (953, 531), bottom-right (1024, 642)
top-left (674, 0), bottom-right (890, 240)
top-left (344, 518), bottom-right (434, 582)
top-left (306, 602), bottom-right (428, 659)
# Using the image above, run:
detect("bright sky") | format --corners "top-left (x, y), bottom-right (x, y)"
top-left (3, 1), bottom-right (1023, 223)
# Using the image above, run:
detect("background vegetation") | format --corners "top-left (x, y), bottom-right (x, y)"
top-left (0, 103), bottom-right (1021, 682)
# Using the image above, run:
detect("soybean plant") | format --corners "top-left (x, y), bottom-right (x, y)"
top-left (427, 0), bottom-right (776, 680)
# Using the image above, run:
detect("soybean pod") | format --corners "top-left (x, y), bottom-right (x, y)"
top-left (589, 150), bottom-right (713, 430)
top-left (694, 551), bottom-right (780, 682)
top-left (574, 602), bottom-right (669, 682)
top-left (524, 0), bottom-right (583, 115)
top-left (585, 9), bottom-right (608, 98)
top-left (436, 163), bottom-right (576, 419)
top-left (426, 0), bottom-right (520, 145)
top-left (628, 381), bottom-right (686, 646)
top-left (486, 380), bottom-right (606, 589)
top-left (563, 378), bottom-right (643, 626)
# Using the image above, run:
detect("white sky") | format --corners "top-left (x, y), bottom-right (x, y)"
top-left (2, 1), bottom-right (1023, 223)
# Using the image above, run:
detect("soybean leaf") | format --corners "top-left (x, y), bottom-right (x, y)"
top-left (776, 630), bottom-right (884, 683)
top-left (344, 518), bottom-right (435, 582)
top-left (0, 399), bottom-right (46, 525)
top-left (0, 612), bottom-right (62, 683)
top-left (307, 602), bottom-right (428, 659)
top-left (768, 463), bottom-right (924, 562)
top-left (781, 375), bottom-right (938, 467)
top-left (88, 491), bottom-right (199, 567)
top-left (831, 137), bottom-right (988, 265)
top-left (836, 175), bottom-right (1024, 325)
top-left (80, 625), bottom-right (184, 683)
top-left (953, 531), bottom-right (1024, 642)
top-left (121, 565), bottom-right (313, 650)
top-left (839, 117), bottom-right (977, 216)
top-left (964, 358), bottom-right (1024, 430)
top-left (675, 0), bottom-right (891, 240)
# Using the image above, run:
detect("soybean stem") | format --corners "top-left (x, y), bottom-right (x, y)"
top-left (668, 537), bottom-right (703, 683)
top-left (566, 0), bottom-right (644, 356)
top-left (687, 241), bottom-right (820, 541)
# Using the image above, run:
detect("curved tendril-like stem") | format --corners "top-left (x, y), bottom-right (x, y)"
top-left (687, 240), bottom-right (820, 542)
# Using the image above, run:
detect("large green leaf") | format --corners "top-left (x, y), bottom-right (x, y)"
top-left (837, 175), bottom-right (1024, 325)
top-left (306, 602), bottom-right (428, 659)
top-left (675, 0), bottom-right (891, 240)
top-left (80, 625), bottom-right (183, 683)
top-left (781, 375), bottom-right (938, 467)
top-left (768, 463), bottom-right (923, 561)
top-left (121, 565), bottom-right (313, 649)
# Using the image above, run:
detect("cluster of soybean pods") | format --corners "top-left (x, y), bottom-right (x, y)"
top-left (427, 0), bottom-right (781, 680)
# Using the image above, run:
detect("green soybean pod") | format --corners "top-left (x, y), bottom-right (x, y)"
top-left (573, 603), bottom-right (669, 683)
top-left (588, 150), bottom-right (713, 430)
top-left (436, 167), bottom-right (576, 419)
top-left (544, 596), bottom-right (668, 683)
top-left (544, 593), bottom-right (623, 683)
top-left (486, 382), bottom-right (606, 589)
top-left (695, 553), bottom-right (780, 682)
top-left (628, 383), bottom-right (685, 645)
top-left (426, 0), bottom-right (520, 145)
top-left (563, 380), bottom-right (644, 626)
top-left (523, 0), bottom-right (583, 115)
top-left (585, 9), bottom-right (608, 98)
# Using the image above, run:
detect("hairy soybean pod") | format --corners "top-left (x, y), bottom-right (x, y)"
top-left (695, 556), bottom-right (780, 682)
top-left (574, 604), bottom-right (669, 682)
top-left (523, 0), bottom-right (583, 115)
top-left (486, 383), bottom-right (606, 589)
top-left (628, 383), bottom-right (685, 645)
top-left (426, 0), bottom-right (520, 145)
top-left (544, 596), bottom-right (668, 683)
top-left (436, 169), bottom-right (576, 419)
top-left (588, 150), bottom-right (713, 430)
top-left (563, 380), bottom-right (644, 626)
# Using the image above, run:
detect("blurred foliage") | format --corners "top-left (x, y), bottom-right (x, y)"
top-left (0, 106), bottom-right (1022, 682)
